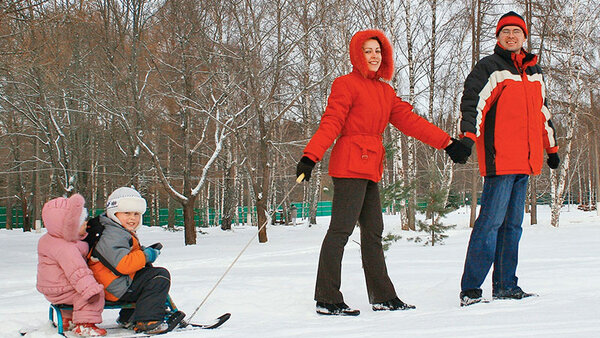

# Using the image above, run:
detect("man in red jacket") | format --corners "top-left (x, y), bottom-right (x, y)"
top-left (455, 11), bottom-right (560, 306)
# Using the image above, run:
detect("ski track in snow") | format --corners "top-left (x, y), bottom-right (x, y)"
top-left (1, 205), bottom-right (599, 337)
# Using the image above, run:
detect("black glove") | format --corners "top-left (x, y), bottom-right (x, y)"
top-left (444, 138), bottom-right (473, 164)
top-left (547, 153), bottom-right (560, 169)
top-left (296, 156), bottom-right (316, 182)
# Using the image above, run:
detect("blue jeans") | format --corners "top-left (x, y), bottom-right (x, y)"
top-left (461, 174), bottom-right (529, 293)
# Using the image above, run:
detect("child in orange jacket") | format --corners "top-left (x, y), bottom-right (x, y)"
top-left (88, 187), bottom-right (183, 334)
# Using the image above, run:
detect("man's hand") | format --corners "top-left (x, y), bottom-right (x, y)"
top-left (547, 153), bottom-right (560, 169)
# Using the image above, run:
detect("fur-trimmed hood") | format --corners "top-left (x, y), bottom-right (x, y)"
top-left (349, 29), bottom-right (394, 81)
top-left (41, 194), bottom-right (86, 242)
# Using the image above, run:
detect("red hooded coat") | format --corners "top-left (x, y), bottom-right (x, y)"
top-left (303, 30), bottom-right (450, 182)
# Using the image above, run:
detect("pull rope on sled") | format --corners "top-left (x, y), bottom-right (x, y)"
top-left (185, 174), bottom-right (306, 323)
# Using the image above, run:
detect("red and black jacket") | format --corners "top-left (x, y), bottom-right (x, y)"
top-left (460, 44), bottom-right (558, 177)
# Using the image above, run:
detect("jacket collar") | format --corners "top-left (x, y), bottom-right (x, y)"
top-left (494, 43), bottom-right (538, 70)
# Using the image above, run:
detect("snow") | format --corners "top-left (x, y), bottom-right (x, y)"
top-left (2, 205), bottom-right (599, 337)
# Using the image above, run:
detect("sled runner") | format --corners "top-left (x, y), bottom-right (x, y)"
top-left (49, 300), bottom-right (140, 336)
top-left (35, 295), bottom-right (230, 336)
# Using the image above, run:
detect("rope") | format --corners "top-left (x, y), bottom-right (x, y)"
top-left (185, 174), bottom-right (306, 323)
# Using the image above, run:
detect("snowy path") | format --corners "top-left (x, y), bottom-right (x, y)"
top-left (1, 206), bottom-right (599, 337)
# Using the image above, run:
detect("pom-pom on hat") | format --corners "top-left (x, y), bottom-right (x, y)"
top-left (496, 11), bottom-right (528, 37)
top-left (106, 187), bottom-right (147, 225)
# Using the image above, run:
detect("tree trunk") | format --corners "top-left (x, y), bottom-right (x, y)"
top-left (152, 186), bottom-right (159, 227)
top-left (431, 217), bottom-right (435, 247)
top-left (168, 197), bottom-right (176, 230)
top-left (90, 137), bottom-right (98, 216)
top-left (593, 91), bottom-right (599, 215)
top-left (33, 138), bottom-right (41, 225)
top-left (255, 111), bottom-right (271, 242)
top-left (257, 196), bottom-right (268, 243)
top-left (595, 123), bottom-right (600, 216)
top-left (550, 28), bottom-right (579, 227)
top-left (404, 1), bottom-right (417, 231)
top-left (247, 178), bottom-right (253, 226)
top-left (468, 0), bottom-right (482, 229)
top-left (221, 147), bottom-right (236, 230)
top-left (395, 132), bottom-right (408, 230)
top-left (21, 194), bottom-right (31, 232)
top-left (6, 198), bottom-right (13, 230)
top-left (166, 138), bottom-right (175, 230)
top-left (309, 164), bottom-right (321, 225)
top-left (183, 199), bottom-right (197, 245)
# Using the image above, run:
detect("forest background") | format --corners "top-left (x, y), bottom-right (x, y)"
top-left (1, 0), bottom-right (598, 245)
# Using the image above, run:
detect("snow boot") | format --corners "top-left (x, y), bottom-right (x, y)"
top-left (62, 316), bottom-right (75, 332)
top-left (460, 288), bottom-right (488, 307)
top-left (316, 301), bottom-right (360, 316)
top-left (116, 308), bottom-right (134, 329)
top-left (165, 310), bottom-right (186, 332)
top-left (493, 286), bottom-right (537, 300)
top-left (134, 320), bottom-right (170, 334)
top-left (372, 297), bottom-right (416, 311)
top-left (71, 323), bottom-right (107, 337)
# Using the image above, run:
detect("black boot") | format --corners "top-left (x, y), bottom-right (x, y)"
top-left (165, 310), bottom-right (186, 332)
top-left (372, 297), bottom-right (416, 311)
top-left (460, 288), bottom-right (489, 307)
top-left (116, 308), bottom-right (134, 329)
top-left (316, 302), bottom-right (360, 316)
top-left (493, 287), bottom-right (537, 300)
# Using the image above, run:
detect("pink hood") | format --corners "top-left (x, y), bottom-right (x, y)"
top-left (37, 194), bottom-right (104, 307)
top-left (42, 194), bottom-right (85, 242)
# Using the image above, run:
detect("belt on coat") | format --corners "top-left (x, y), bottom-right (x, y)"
top-left (338, 133), bottom-right (383, 160)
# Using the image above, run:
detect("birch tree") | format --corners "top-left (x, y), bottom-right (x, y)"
top-left (546, 0), bottom-right (600, 227)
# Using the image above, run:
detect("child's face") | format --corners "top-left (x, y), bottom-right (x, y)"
top-left (79, 221), bottom-right (88, 237)
top-left (114, 211), bottom-right (142, 231)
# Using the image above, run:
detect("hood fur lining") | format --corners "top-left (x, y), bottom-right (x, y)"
top-left (349, 29), bottom-right (394, 81)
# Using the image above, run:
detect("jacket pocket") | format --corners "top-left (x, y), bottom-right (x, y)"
top-left (347, 136), bottom-right (384, 175)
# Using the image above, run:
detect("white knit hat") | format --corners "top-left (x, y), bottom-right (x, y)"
top-left (106, 187), bottom-right (147, 226)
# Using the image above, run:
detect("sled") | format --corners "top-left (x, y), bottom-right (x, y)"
top-left (48, 296), bottom-right (179, 336)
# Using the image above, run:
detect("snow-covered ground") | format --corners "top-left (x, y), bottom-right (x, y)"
top-left (1, 205), bottom-right (599, 337)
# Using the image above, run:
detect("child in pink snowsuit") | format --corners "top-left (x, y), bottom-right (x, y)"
top-left (37, 194), bottom-right (107, 336)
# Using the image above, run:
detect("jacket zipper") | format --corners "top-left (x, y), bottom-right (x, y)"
top-left (518, 65), bottom-right (534, 174)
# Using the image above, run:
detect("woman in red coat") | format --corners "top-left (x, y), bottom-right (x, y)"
top-left (296, 29), bottom-right (467, 316)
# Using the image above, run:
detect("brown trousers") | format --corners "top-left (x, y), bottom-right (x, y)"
top-left (314, 177), bottom-right (397, 304)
